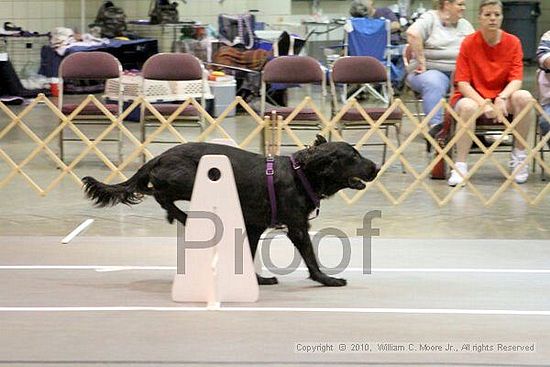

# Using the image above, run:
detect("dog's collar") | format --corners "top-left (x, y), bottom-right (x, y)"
top-left (289, 154), bottom-right (320, 219)
top-left (265, 155), bottom-right (321, 228)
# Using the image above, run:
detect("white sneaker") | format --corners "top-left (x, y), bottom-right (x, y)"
top-left (509, 149), bottom-right (529, 184)
top-left (448, 162), bottom-right (468, 187)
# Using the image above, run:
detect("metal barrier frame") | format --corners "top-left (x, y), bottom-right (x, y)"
top-left (0, 94), bottom-right (548, 206)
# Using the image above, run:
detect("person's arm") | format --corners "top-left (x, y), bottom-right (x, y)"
top-left (377, 8), bottom-right (401, 33)
top-left (493, 37), bottom-right (525, 115)
top-left (457, 81), bottom-right (485, 105)
top-left (537, 31), bottom-right (550, 70)
top-left (499, 40), bottom-right (523, 101)
top-left (405, 13), bottom-right (431, 73)
top-left (390, 20), bottom-right (401, 32)
top-left (406, 28), bottom-right (426, 73)
top-left (496, 80), bottom-right (522, 100)
top-left (489, 80), bottom-right (521, 118)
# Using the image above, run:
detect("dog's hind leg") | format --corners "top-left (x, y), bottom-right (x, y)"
top-left (246, 225), bottom-right (278, 285)
top-left (154, 193), bottom-right (188, 225)
top-left (287, 226), bottom-right (347, 287)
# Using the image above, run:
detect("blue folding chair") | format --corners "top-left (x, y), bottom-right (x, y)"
top-left (347, 18), bottom-right (389, 61)
top-left (343, 18), bottom-right (393, 105)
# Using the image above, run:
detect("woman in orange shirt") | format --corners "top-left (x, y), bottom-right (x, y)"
top-left (448, 0), bottom-right (534, 187)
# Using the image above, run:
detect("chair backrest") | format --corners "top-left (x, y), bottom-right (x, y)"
top-left (262, 56), bottom-right (323, 84)
top-left (330, 56), bottom-right (393, 111)
top-left (260, 56), bottom-right (326, 118)
top-left (331, 56), bottom-right (387, 84)
top-left (59, 51), bottom-right (121, 80)
top-left (142, 53), bottom-right (203, 81)
top-left (346, 18), bottom-right (390, 63)
top-left (58, 51), bottom-right (123, 113)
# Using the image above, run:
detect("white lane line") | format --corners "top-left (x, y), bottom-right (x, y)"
top-left (365, 268), bottom-right (550, 274)
top-left (0, 266), bottom-right (174, 271)
top-left (0, 306), bottom-right (550, 316)
top-left (1, 266), bottom-right (550, 274)
top-left (61, 219), bottom-right (94, 244)
top-left (95, 266), bottom-right (172, 272)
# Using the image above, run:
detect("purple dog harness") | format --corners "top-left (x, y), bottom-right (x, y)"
top-left (266, 154), bottom-right (320, 227)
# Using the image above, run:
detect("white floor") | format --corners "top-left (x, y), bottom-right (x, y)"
top-left (1, 236), bottom-right (549, 366)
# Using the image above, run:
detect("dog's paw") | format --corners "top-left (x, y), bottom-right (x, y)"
top-left (256, 274), bottom-right (279, 285)
top-left (323, 277), bottom-right (347, 287)
top-left (313, 274), bottom-right (347, 287)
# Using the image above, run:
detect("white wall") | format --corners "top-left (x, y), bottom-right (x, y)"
top-left (1, 0), bottom-right (294, 33)
top-left (8, 0), bottom-right (548, 41)
top-left (0, 0), bottom-right (432, 35)
top-left (0, 0), bottom-right (65, 33)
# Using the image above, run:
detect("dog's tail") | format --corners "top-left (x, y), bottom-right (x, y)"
top-left (82, 160), bottom-right (155, 207)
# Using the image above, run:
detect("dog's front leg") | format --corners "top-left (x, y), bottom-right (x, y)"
top-left (246, 225), bottom-right (278, 285)
top-left (286, 227), bottom-right (347, 287)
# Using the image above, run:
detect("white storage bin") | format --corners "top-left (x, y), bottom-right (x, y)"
top-left (105, 73), bottom-right (213, 102)
top-left (209, 81), bottom-right (237, 117)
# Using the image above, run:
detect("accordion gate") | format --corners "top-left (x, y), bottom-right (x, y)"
top-left (0, 94), bottom-right (549, 206)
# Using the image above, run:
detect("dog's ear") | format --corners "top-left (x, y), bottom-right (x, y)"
top-left (313, 135), bottom-right (327, 146)
top-left (300, 147), bottom-right (335, 172)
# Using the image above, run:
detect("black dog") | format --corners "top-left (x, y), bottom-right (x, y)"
top-left (82, 136), bottom-right (378, 286)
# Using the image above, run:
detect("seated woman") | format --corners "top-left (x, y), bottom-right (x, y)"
top-left (448, 0), bottom-right (534, 187)
top-left (405, 0), bottom-right (474, 135)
